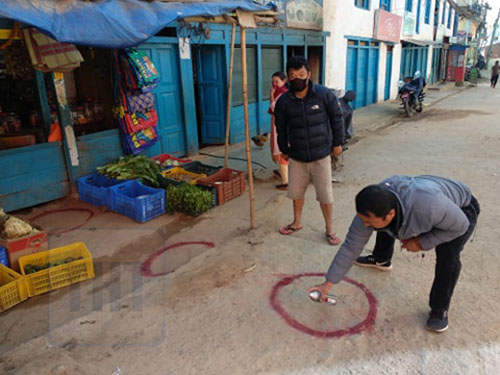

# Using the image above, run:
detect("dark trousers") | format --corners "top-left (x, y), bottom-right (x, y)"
top-left (492, 74), bottom-right (499, 88)
top-left (372, 196), bottom-right (480, 312)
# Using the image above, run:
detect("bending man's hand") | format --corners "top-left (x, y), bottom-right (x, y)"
top-left (308, 280), bottom-right (334, 302)
top-left (401, 237), bottom-right (423, 252)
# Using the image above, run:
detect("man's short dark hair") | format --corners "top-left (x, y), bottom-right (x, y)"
top-left (286, 56), bottom-right (309, 74)
top-left (355, 184), bottom-right (397, 218)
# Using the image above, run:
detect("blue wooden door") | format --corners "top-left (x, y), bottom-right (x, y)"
top-left (194, 45), bottom-right (226, 144)
top-left (367, 48), bottom-right (379, 105)
top-left (139, 42), bottom-right (187, 156)
top-left (430, 47), bottom-right (442, 83)
top-left (345, 46), bottom-right (357, 101)
top-left (346, 40), bottom-right (379, 109)
top-left (401, 45), bottom-right (428, 80)
top-left (356, 48), bottom-right (369, 108)
top-left (384, 48), bottom-right (393, 100)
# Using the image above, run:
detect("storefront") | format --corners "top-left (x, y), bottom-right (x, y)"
top-left (0, 1), bottom-right (326, 213)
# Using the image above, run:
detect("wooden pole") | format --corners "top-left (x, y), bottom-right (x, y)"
top-left (240, 27), bottom-right (256, 229)
top-left (224, 23), bottom-right (236, 168)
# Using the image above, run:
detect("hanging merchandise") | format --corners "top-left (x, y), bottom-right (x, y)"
top-left (113, 50), bottom-right (159, 155)
top-left (22, 28), bottom-right (84, 73)
top-left (3, 40), bottom-right (33, 80)
top-left (120, 49), bottom-right (160, 92)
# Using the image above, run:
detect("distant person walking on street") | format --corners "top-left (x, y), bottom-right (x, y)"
top-left (308, 175), bottom-right (480, 333)
top-left (268, 72), bottom-right (289, 190)
top-left (491, 61), bottom-right (499, 88)
top-left (275, 56), bottom-right (345, 245)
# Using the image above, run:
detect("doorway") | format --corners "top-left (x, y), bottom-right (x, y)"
top-left (192, 45), bottom-right (226, 146)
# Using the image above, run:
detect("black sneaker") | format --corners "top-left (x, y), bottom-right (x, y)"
top-left (354, 255), bottom-right (392, 271)
top-left (426, 310), bottom-right (449, 333)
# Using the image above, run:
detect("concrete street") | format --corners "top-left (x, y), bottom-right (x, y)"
top-left (1, 79), bottom-right (499, 374)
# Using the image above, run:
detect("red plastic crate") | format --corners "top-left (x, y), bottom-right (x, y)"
top-left (197, 168), bottom-right (246, 205)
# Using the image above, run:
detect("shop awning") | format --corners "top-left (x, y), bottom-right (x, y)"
top-left (0, 0), bottom-right (270, 48)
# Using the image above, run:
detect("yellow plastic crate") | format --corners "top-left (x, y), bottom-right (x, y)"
top-left (0, 264), bottom-right (28, 313)
top-left (19, 242), bottom-right (94, 297)
top-left (161, 167), bottom-right (206, 185)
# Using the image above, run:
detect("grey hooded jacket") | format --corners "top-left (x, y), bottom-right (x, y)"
top-left (326, 175), bottom-right (473, 284)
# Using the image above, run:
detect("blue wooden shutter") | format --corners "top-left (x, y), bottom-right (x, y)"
top-left (424, 0), bottom-right (431, 24)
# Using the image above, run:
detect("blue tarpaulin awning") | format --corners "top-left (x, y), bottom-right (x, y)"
top-left (0, 0), bottom-right (270, 48)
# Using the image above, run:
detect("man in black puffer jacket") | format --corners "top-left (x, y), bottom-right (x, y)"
top-left (275, 56), bottom-right (345, 246)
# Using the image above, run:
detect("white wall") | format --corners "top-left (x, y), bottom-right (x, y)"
top-left (324, 0), bottom-right (379, 90)
top-left (391, 43), bottom-right (403, 98)
top-left (378, 43), bottom-right (388, 102)
top-left (393, 0), bottom-right (435, 42)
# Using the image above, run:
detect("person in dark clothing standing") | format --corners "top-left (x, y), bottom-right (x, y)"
top-left (308, 175), bottom-right (480, 332)
top-left (491, 61), bottom-right (499, 88)
top-left (274, 56), bottom-right (345, 245)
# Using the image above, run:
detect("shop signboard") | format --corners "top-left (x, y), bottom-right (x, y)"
top-left (402, 12), bottom-right (415, 37)
top-left (286, 0), bottom-right (323, 30)
top-left (374, 9), bottom-right (402, 43)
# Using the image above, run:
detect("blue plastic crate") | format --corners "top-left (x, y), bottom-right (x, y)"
top-left (77, 173), bottom-right (127, 208)
top-left (109, 180), bottom-right (166, 223)
top-left (0, 247), bottom-right (9, 268)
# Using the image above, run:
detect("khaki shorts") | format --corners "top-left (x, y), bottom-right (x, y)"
top-left (287, 155), bottom-right (333, 204)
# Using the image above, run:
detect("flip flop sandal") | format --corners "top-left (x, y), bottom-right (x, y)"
top-left (279, 224), bottom-right (303, 235)
top-left (326, 233), bottom-right (342, 246)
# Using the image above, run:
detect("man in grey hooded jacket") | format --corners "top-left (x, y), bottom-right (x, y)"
top-left (309, 175), bottom-right (480, 333)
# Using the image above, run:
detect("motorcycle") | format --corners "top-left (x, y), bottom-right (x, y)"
top-left (398, 72), bottom-right (426, 117)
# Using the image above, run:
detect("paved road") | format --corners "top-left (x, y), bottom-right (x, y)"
top-left (3, 81), bottom-right (500, 375)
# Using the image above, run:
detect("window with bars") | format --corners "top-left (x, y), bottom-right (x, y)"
top-left (380, 0), bottom-right (391, 11)
top-left (261, 47), bottom-right (283, 101)
top-left (434, 0), bottom-right (440, 26)
top-left (355, 0), bottom-right (370, 10)
top-left (232, 46), bottom-right (257, 106)
top-left (405, 0), bottom-right (413, 12)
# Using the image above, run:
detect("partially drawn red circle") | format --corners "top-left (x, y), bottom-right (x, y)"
top-left (270, 272), bottom-right (378, 338)
top-left (30, 208), bottom-right (95, 235)
top-left (141, 241), bottom-right (215, 277)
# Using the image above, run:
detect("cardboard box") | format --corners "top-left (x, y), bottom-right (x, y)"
top-left (0, 224), bottom-right (48, 272)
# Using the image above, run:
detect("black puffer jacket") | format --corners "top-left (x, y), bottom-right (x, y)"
top-left (274, 81), bottom-right (345, 163)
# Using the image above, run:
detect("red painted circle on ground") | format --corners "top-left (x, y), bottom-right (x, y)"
top-left (270, 272), bottom-right (378, 338)
top-left (30, 208), bottom-right (95, 235)
top-left (141, 241), bottom-right (215, 277)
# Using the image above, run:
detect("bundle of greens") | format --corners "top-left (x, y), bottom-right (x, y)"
top-left (24, 256), bottom-right (84, 274)
top-left (165, 184), bottom-right (213, 216)
top-left (97, 155), bottom-right (161, 187)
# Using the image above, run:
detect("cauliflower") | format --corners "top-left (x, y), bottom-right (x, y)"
top-left (3, 216), bottom-right (34, 239)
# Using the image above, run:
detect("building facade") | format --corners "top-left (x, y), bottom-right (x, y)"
top-left (324, 0), bottom-right (457, 108)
